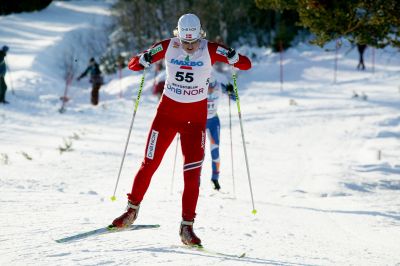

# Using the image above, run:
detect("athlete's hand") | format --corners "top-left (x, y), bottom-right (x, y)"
top-left (225, 83), bottom-right (234, 93)
top-left (139, 52), bottom-right (152, 68)
top-left (227, 48), bottom-right (239, 65)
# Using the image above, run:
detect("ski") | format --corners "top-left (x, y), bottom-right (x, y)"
top-left (55, 224), bottom-right (160, 243)
top-left (172, 244), bottom-right (246, 259)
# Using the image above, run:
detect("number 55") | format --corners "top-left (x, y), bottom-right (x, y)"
top-left (175, 71), bottom-right (194, 82)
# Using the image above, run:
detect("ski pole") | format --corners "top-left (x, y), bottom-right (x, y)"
top-left (170, 134), bottom-right (180, 195)
top-left (333, 39), bottom-right (340, 84)
top-left (111, 70), bottom-right (146, 201)
top-left (118, 63), bottom-right (123, 98)
top-left (59, 74), bottom-right (73, 113)
top-left (232, 71), bottom-right (257, 214)
top-left (227, 90), bottom-right (236, 198)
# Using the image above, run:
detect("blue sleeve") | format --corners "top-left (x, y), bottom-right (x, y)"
top-left (79, 66), bottom-right (90, 79)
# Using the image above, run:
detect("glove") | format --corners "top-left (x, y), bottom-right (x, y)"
top-left (225, 83), bottom-right (234, 93)
top-left (139, 52), bottom-right (152, 68)
top-left (227, 48), bottom-right (239, 65)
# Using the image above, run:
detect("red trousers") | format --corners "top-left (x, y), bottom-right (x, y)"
top-left (128, 95), bottom-right (207, 221)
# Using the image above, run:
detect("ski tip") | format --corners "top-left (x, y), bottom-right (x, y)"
top-left (239, 252), bottom-right (246, 258)
top-left (107, 224), bottom-right (117, 230)
top-left (110, 196), bottom-right (116, 201)
top-left (252, 209), bottom-right (257, 215)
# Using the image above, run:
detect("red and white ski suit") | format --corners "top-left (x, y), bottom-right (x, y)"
top-left (127, 37), bottom-right (251, 221)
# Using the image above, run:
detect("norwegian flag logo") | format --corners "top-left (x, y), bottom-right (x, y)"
top-left (186, 34), bottom-right (192, 39)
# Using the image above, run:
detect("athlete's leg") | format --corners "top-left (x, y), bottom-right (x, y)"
top-left (128, 112), bottom-right (177, 204)
top-left (180, 120), bottom-right (206, 221)
top-left (207, 116), bottom-right (221, 181)
top-left (91, 84), bottom-right (101, 105)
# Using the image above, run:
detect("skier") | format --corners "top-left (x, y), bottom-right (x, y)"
top-left (153, 79), bottom-right (165, 99)
top-left (206, 73), bottom-right (235, 190)
top-left (357, 44), bottom-right (367, 70)
top-left (152, 61), bottom-right (164, 98)
top-left (111, 13), bottom-right (251, 247)
top-left (152, 70), bottom-right (166, 99)
top-left (0, 45), bottom-right (9, 104)
top-left (77, 57), bottom-right (104, 105)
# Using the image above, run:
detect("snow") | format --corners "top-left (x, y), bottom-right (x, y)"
top-left (1, 1), bottom-right (400, 265)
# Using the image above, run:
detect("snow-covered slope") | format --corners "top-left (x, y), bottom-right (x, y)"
top-left (1, 1), bottom-right (399, 265)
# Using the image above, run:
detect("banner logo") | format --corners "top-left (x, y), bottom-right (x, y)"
top-left (146, 130), bottom-right (159, 159)
top-left (170, 59), bottom-right (204, 67)
top-left (150, 44), bottom-right (163, 55)
top-left (216, 46), bottom-right (228, 56)
top-left (201, 130), bottom-right (205, 149)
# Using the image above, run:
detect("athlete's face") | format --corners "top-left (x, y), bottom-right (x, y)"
top-left (180, 39), bottom-right (200, 54)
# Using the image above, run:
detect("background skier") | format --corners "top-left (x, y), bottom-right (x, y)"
top-left (206, 73), bottom-right (235, 190)
top-left (77, 57), bottom-right (104, 105)
top-left (0, 45), bottom-right (10, 104)
top-left (357, 43), bottom-right (367, 70)
top-left (152, 69), bottom-right (166, 99)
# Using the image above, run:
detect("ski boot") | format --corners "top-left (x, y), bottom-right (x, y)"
top-left (211, 179), bottom-right (221, 190)
top-left (179, 220), bottom-right (202, 247)
top-left (112, 201), bottom-right (140, 228)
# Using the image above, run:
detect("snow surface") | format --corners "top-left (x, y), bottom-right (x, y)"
top-left (1, 1), bottom-right (400, 265)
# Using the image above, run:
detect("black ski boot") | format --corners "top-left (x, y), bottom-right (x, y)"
top-left (179, 220), bottom-right (202, 247)
top-left (211, 179), bottom-right (221, 190)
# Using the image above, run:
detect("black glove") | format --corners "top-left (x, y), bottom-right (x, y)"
top-left (139, 52), bottom-right (152, 68)
top-left (227, 48), bottom-right (239, 64)
top-left (225, 83), bottom-right (234, 93)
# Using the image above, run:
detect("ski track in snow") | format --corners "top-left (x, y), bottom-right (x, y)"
top-left (1, 1), bottom-right (400, 265)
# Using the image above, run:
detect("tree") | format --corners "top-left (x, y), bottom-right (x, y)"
top-left (110, 0), bottom-right (300, 50)
top-left (103, 0), bottom-right (302, 69)
top-left (0, 0), bottom-right (52, 15)
top-left (255, 0), bottom-right (400, 48)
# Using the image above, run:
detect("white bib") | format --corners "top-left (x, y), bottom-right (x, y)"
top-left (163, 38), bottom-right (212, 103)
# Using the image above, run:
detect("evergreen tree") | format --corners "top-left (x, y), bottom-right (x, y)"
top-left (109, 0), bottom-right (301, 49)
top-left (102, 0), bottom-right (302, 72)
top-left (255, 0), bottom-right (400, 48)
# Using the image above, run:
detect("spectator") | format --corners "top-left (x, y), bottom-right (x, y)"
top-left (357, 44), bottom-right (367, 70)
top-left (77, 58), bottom-right (104, 105)
top-left (0, 45), bottom-right (10, 104)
